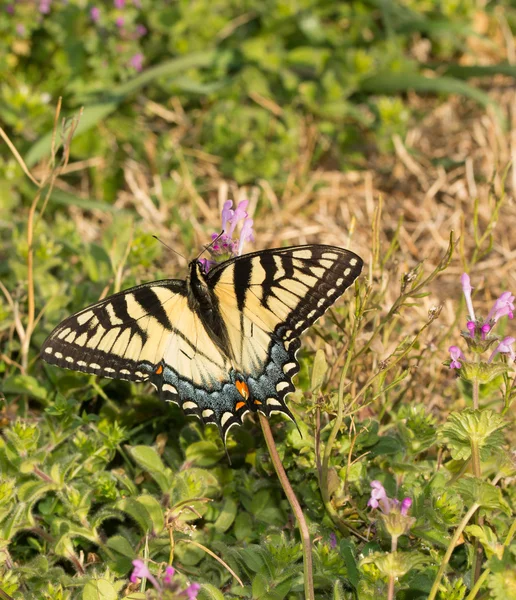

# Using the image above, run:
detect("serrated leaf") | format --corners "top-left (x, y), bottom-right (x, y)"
top-left (439, 410), bottom-right (507, 461)
top-left (456, 478), bottom-right (511, 515)
top-left (465, 524), bottom-right (504, 560)
top-left (82, 578), bottom-right (118, 600)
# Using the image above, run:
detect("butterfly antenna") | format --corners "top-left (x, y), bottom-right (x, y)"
top-left (195, 230), bottom-right (225, 261)
top-left (152, 235), bottom-right (186, 261)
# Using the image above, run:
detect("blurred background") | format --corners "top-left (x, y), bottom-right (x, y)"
top-left (2, 1), bottom-right (516, 598)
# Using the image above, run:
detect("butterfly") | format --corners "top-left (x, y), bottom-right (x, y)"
top-left (41, 245), bottom-right (363, 441)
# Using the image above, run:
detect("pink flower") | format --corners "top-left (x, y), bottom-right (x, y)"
top-left (116, 16), bottom-right (124, 27)
top-left (489, 336), bottom-right (516, 363)
top-left (130, 559), bottom-right (161, 592)
top-left (486, 291), bottom-right (515, 324)
top-left (129, 53), bottom-right (144, 71)
top-left (449, 346), bottom-right (465, 369)
top-left (90, 6), bottom-right (100, 21)
top-left (114, 0), bottom-right (125, 7)
top-left (461, 273), bottom-right (475, 320)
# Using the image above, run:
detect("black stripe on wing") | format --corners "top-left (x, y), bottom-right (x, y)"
top-left (40, 280), bottom-right (187, 382)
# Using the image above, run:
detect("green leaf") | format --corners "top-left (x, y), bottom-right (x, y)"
top-left (439, 410), bottom-right (507, 461)
top-left (115, 497), bottom-right (154, 533)
top-left (2, 375), bottom-right (48, 401)
top-left (185, 440), bottom-right (224, 467)
top-left (82, 578), bottom-right (118, 600)
top-left (197, 584), bottom-right (226, 600)
top-left (129, 445), bottom-right (171, 492)
top-left (456, 478), bottom-right (511, 515)
top-left (359, 73), bottom-right (503, 124)
top-left (25, 51), bottom-right (219, 167)
top-left (105, 535), bottom-right (135, 558)
top-left (311, 349), bottom-right (328, 392)
top-left (340, 540), bottom-right (359, 589)
top-left (465, 524), bottom-right (504, 560)
top-left (135, 494), bottom-right (165, 534)
top-left (214, 497), bottom-right (237, 533)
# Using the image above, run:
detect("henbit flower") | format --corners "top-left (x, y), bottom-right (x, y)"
top-left (486, 291), bottom-right (516, 324)
top-left (221, 200), bottom-right (234, 232)
top-left (449, 346), bottom-right (465, 369)
top-left (227, 199), bottom-right (249, 237)
top-left (367, 480), bottom-right (391, 512)
top-left (489, 336), bottom-right (516, 364)
top-left (163, 566), bottom-right (175, 585)
top-left (184, 582), bottom-right (201, 599)
top-left (90, 6), bottom-right (100, 21)
top-left (129, 53), bottom-right (144, 71)
top-left (466, 321), bottom-right (476, 337)
top-left (116, 16), bottom-right (124, 27)
top-left (135, 23), bottom-right (147, 37)
top-left (130, 559), bottom-right (161, 592)
top-left (329, 532), bottom-right (337, 549)
top-left (114, 0), bottom-right (125, 7)
top-left (462, 273), bottom-right (475, 320)
top-left (6, 5), bottom-right (14, 14)
top-left (400, 497), bottom-right (412, 516)
top-left (237, 218), bottom-right (254, 256)
top-left (39, 0), bottom-right (51, 13)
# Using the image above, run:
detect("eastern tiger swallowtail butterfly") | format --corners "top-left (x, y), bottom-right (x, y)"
top-left (41, 245), bottom-right (363, 441)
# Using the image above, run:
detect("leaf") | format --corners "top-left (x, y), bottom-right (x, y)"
top-left (2, 375), bottom-right (48, 401)
top-left (465, 524), bottom-right (504, 560)
top-left (135, 494), bottom-right (165, 534)
top-left (129, 445), bottom-right (171, 492)
top-left (359, 73), bottom-right (504, 124)
top-left (456, 478), bottom-right (511, 515)
top-left (311, 349), bottom-right (328, 392)
top-left (115, 497), bottom-right (154, 533)
top-left (25, 51), bottom-right (219, 167)
top-left (214, 497), bottom-right (237, 533)
top-left (340, 540), bottom-right (359, 589)
top-left (197, 584), bottom-right (226, 600)
top-left (82, 579), bottom-right (118, 600)
top-left (105, 535), bottom-right (135, 558)
top-left (439, 410), bottom-right (507, 461)
top-left (185, 441), bottom-right (224, 467)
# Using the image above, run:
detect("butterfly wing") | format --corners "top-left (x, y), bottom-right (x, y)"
top-left (40, 279), bottom-right (233, 417)
top-left (207, 245), bottom-right (363, 432)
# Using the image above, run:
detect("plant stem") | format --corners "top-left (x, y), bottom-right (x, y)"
top-left (387, 536), bottom-right (398, 600)
top-left (428, 503), bottom-right (480, 600)
top-left (465, 513), bottom-right (516, 600)
top-left (258, 413), bottom-right (314, 600)
top-left (472, 378), bottom-right (479, 410)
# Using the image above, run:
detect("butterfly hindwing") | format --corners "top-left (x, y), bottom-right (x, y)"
top-left (207, 245), bottom-right (363, 427)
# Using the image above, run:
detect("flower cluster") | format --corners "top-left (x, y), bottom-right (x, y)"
top-left (448, 274), bottom-right (515, 371)
top-left (130, 560), bottom-right (200, 599)
top-left (368, 481), bottom-right (415, 542)
top-left (199, 199), bottom-right (254, 272)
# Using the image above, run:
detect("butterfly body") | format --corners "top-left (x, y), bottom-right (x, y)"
top-left (41, 245), bottom-right (363, 440)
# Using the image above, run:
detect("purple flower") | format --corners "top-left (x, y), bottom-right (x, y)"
top-left (185, 583), bottom-right (201, 599)
top-left (135, 24), bottom-right (147, 37)
top-left (114, 0), bottom-right (125, 7)
top-left (449, 346), bottom-right (465, 369)
top-left (329, 532), bottom-right (337, 549)
top-left (6, 4), bottom-right (14, 13)
top-left (489, 336), bottom-right (516, 363)
top-left (130, 559), bottom-right (161, 592)
top-left (400, 497), bottom-right (412, 516)
top-left (129, 53), bottom-right (144, 71)
top-left (163, 566), bottom-right (175, 585)
top-left (116, 16), bottom-right (124, 27)
top-left (367, 481), bottom-right (412, 516)
top-left (90, 6), bottom-right (100, 21)
top-left (39, 0), bottom-right (51, 13)
top-left (466, 320), bottom-right (476, 337)
top-left (462, 273), bottom-right (475, 320)
top-left (200, 200), bottom-right (255, 271)
top-left (486, 291), bottom-right (515, 324)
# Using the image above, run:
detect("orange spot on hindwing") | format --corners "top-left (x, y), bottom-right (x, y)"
top-left (155, 364), bottom-right (163, 375)
top-left (235, 401), bottom-right (246, 411)
top-left (236, 380), bottom-right (249, 400)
